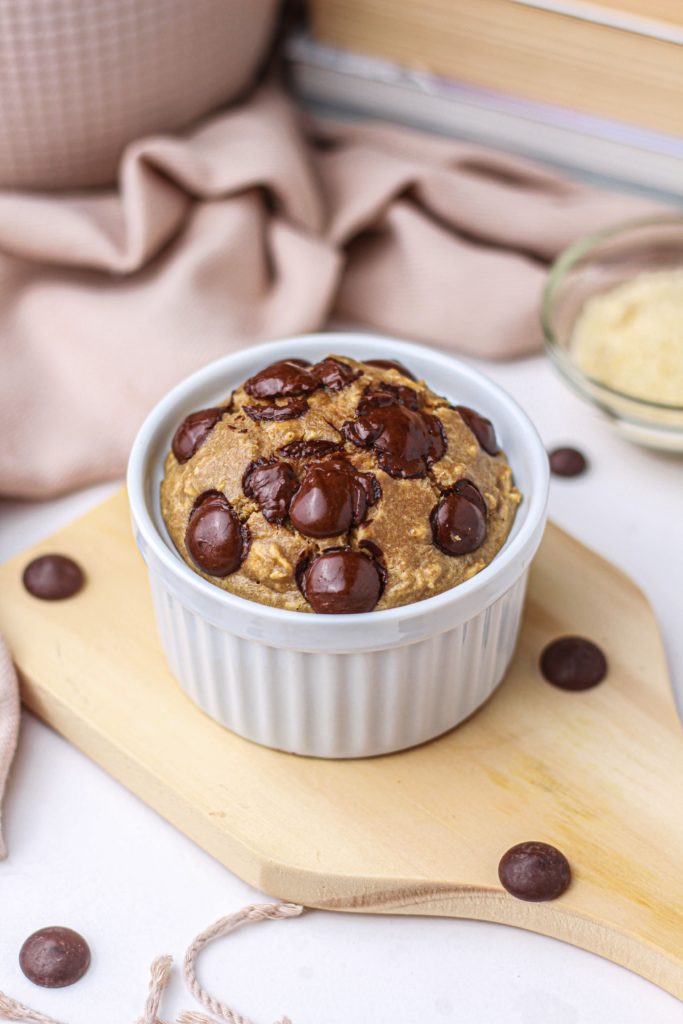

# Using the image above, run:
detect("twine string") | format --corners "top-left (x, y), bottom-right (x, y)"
top-left (183, 903), bottom-right (304, 1024)
top-left (140, 955), bottom-right (174, 1024)
top-left (0, 994), bottom-right (64, 1024)
top-left (0, 903), bottom-right (303, 1024)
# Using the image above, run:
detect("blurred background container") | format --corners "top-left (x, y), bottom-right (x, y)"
top-left (0, 0), bottom-right (279, 189)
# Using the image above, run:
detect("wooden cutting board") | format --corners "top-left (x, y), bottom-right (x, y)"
top-left (0, 488), bottom-right (682, 999)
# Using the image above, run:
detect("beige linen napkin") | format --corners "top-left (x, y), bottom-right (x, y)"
top-left (0, 634), bottom-right (19, 859)
top-left (0, 82), bottom-right (659, 500)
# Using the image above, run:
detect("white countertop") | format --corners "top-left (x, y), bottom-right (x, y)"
top-left (1, 351), bottom-right (681, 1024)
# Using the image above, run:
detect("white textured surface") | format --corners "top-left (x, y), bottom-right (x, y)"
top-left (150, 571), bottom-right (527, 757)
top-left (0, 352), bottom-right (682, 1022)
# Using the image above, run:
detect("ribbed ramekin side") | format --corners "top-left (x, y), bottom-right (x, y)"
top-left (147, 570), bottom-right (529, 758)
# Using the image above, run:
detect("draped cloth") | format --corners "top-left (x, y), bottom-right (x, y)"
top-left (0, 82), bottom-right (659, 498)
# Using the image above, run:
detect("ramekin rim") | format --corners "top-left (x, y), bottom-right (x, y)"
top-left (127, 332), bottom-right (549, 628)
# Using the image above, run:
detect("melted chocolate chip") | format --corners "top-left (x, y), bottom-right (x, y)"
top-left (171, 407), bottom-right (223, 463)
top-left (289, 456), bottom-right (380, 538)
top-left (300, 548), bottom-right (383, 613)
top-left (311, 357), bottom-right (361, 390)
top-left (540, 636), bottom-right (607, 690)
top-left (549, 446), bottom-right (588, 477)
top-left (243, 459), bottom-right (298, 524)
top-left (22, 555), bottom-right (84, 600)
top-left (19, 927), bottom-right (91, 988)
top-left (455, 405), bottom-right (499, 455)
top-left (185, 491), bottom-right (249, 576)
top-left (357, 381), bottom-right (420, 415)
top-left (431, 488), bottom-right (487, 556)
top-left (244, 399), bottom-right (308, 422)
top-left (277, 439), bottom-right (343, 460)
top-left (243, 359), bottom-right (318, 398)
top-left (364, 358), bottom-right (417, 381)
top-left (498, 841), bottom-right (571, 902)
top-left (343, 404), bottom-right (446, 478)
top-left (452, 478), bottom-right (487, 517)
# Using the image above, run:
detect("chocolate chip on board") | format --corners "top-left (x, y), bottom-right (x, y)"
top-left (22, 555), bottom-right (84, 600)
top-left (498, 841), bottom-right (571, 902)
top-left (19, 927), bottom-right (91, 988)
top-left (540, 636), bottom-right (608, 691)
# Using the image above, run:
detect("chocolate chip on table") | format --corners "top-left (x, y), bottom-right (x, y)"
top-left (242, 459), bottom-right (298, 524)
top-left (299, 548), bottom-right (384, 613)
top-left (363, 358), bottom-right (418, 381)
top-left (498, 841), bottom-right (571, 902)
top-left (185, 491), bottom-right (249, 577)
top-left (171, 407), bottom-right (223, 463)
top-left (19, 927), bottom-right (91, 988)
top-left (22, 555), bottom-right (84, 600)
top-left (431, 482), bottom-right (487, 556)
top-left (540, 636), bottom-right (607, 691)
top-left (548, 446), bottom-right (588, 477)
top-left (455, 405), bottom-right (499, 456)
top-left (289, 456), bottom-right (379, 539)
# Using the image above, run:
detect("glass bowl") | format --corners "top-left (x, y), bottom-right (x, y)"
top-left (542, 215), bottom-right (683, 451)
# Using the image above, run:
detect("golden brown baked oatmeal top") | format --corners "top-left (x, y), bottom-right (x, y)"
top-left (160, 355), bottom-right (520, 613)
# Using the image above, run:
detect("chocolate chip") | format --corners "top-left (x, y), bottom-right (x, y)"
top-left (243, 360), bottom-right (318, 398)
top-left (277, 439), bottom-right (343, 460)
top-left (171, 407), bottom-right (223, 463)
top-left (289, 456), bottom-right (379, 538)
top-left (342, 404), bottom-right (446, 478)
top-left (540, 636), bottom-right (607, 690)
top-left (300, 548), bottom-right (384, 613)
top-left (549, 447), bottom-right (588, 477)
top-left (22, 555), bottom-right (84, 600)
top-left (19, 927), bottom-right (91, 988)
top-left (311, 357), bottom-right (361, 390)
top-left (363, 358), bottom-right (417, 381)
top-left (185, 491), bottom-right (249, 576)
top-left (455, 406), bottom-right (499, 455)
top-left (431, 488), bottom-right (487, 556)
top-left (498, 841), bottom-right (571, 901)
top-left (452, 478), bottom-right (487, 517)
top-left (243, 459), bottom-right (298, 524)
top-left (244, 398), bottom-right (309, 421)
top-left (356, 382), bottom-right (420, 416)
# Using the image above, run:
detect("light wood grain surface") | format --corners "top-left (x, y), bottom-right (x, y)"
top-left (0, 488), bottom-right (681, 999)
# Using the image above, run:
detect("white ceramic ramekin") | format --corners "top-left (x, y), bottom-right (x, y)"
top-left (127, 333), bottom-right (549, 758)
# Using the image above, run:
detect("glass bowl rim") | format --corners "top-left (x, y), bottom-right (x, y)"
top-left (542, 213), bottom-right (683, 416)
